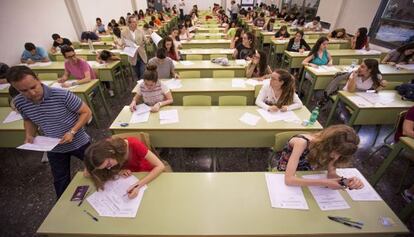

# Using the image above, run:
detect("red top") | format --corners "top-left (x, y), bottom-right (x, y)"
top-left (395, 106), bottom-right (414, 142)
top-left (167, 50), bottom-right (178, 61)
top-left (123, 137), bottom-right (154, 172)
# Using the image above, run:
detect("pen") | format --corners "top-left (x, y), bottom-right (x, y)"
top-left (332, 216), bottom-right (364, 226)
top-left (83, 210), bottom-right (99, 222)
top-left (328, 216), bottom-right (362, 229)
top-left (123, 183), bottom-right (140, 197)
top-left (78, 191), bottom-right (89, 206)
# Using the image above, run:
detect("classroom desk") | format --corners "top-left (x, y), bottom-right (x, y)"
top-left (196, 23), bottom-right (220, 28)
top-left (326, 91), bottom-right (414, 127)
top-left (0, 107), bottom-right (24, 148)
top-left (78, 41), bottom-right (113, 50)
top-left (110, 106), bottom-right (321, 148)
top-left (259, 29), bottom-right (330, 45)
top-left (283, 49), bottom-right (382, 69)
top-left (132, 78), bottom-right (256, 105)
top-left (179, 48), bottom-right (234, 60)
top-left (174, 60), bottom-right (246, 77)
top-left (50, 49), bottom-right (129, 65)
top-left (194, 32), bottom-right (226, 39)
top-left (300, 64), bottom-right (414, 106)
top-left (271, 38), bottom-right (350, 54)
top-left (195, 27), bottom-right (225, 33)
top-left (180, 39), bottom-right (231, 49)
top-left (37, 171), bottom-right (408, 237)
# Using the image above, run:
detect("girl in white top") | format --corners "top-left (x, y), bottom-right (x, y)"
top-left (178, 25), bottom-right (192, 40)
top-left (256, 69), bottom-right (303, 112)
top-left (343, 59), bottom-right (387, 92)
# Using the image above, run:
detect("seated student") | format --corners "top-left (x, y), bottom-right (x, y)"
top-left (263, 18), bottom-right (276, 32)
top-left (112, 27), bottom-right (125, 49)
top-left (278, 8), bottom-right (287, 19)
top-left (0, 63), bottom-right (9, 84)
top-left (190, 11), bottom-right (199, 26)
top-left (169, 27), bottom-right (182, 49)
top-left (277, 124), bottom-right (364, 190)
top-left (284, 12), bottom-right (297, 23)
top-left (160, 36), bottom-right (180, 61)
top-left (343, 58), bottom-right (386, 92)
top-left (304, 16), bottom-right (322, 31)
top-left (226, 21), bottom-right (237, 37)
top-left (152, 16), bottom-right (162, 27)
top-left (148, 48), bottom-right (179, 79)
top-left (84, 136), bottom-right (165, 199)
top-left (96, 50), bottom-right (120, 96)
top-left (142, 24), bottom-right (154, 36)
top-left (21, 42), bottom-right (50, 64)
top-left (94, 17), bottom-right (106, 34)
top-left (230, 27), bottom-right (244, 49)
top-left (302, 36), bottom-right (333, 68)
top-left (291, 15), bottom-right (305, 28)
top-left (184, 18), bottom-right (195, 33)
top-left (274, 25), bottom-right (291, 39)
top-left (137, 10), bottom-right (145, 20)
top-left (129, 64), bottom-right (173, 112)
top-left (382, 42), bottom-right (414, 65)
top-left (58, 46), bottom-right (96, 88)
top-left (178, 24), bottom-right (192, 41)
top-left (351, 27), bottom-right (370, 50)
top-left (50, 34), bottom-right (72, 53)
top-left (253, 12), bottom-right (266, 27)
top-left (246, 50), bottom-right (272, 80)
top-left (148, 20), bottom-right (159, 30)
top-left (287, 31), bottom-right (311, 52)
top-left (119, 16), bottom-right (127, 27)
top-left (256, 69), bottom-right (302, 111)
top-left (328, 28), bottom-right (348, 39)
top-left (233, 32), bottom-right (256, 60)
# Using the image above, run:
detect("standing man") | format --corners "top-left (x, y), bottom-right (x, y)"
top-left (228, 1), bottom-right (239, 22)
top-left (7, 66), bottom-right (92, 198)
top-left (121, 16), bottom-right (148, 80)
top-left (163, 0), bottom-right (171, 12)
top-left (179, 0), bottom-right (185, 20)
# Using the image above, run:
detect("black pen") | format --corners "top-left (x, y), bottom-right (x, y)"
top-left (78, 191), bottom-right (89, 206)
top-left (328, 216), bottom-right (361, 229)
top-left (332, 216), bottom-right (364, 226)
top-left (83, 210), bottom-right (99, 222)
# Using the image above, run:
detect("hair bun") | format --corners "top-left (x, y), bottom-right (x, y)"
top-left (146, 64), bottom-right (157, 71)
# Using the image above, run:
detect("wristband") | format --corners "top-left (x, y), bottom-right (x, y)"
top-left (69, 130), bottom-right (77, 135)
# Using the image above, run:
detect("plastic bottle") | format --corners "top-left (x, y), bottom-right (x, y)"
top-left (308, 106), bottom-right (319, 125)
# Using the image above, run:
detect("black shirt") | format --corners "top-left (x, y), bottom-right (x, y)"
top-left (53, 38), bottom-right (72, 48)
top-left (236, 44), bottom-right (255, 60)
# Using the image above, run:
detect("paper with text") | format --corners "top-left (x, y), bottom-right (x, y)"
top-left (239, 112), bottom-right (261, 126)
top-left (180, 61), bottom-right (194, 66)
top-left (0, 83), bottom-right (10, 90)
top-left (123, 46), bottom-right (140, 58)
top-left (17, 136), bottom-right (60, 152)
top-left (257, 109), bottom-right (300, 123)
top-left (337, 168), bottom-right (382, 201)
top-left (150, 32), bottom-right (163, 46)
top-left (3, 111), bottom-right (23, 123)
top-left (51, 80), bottom-right (78, 90)
top-left (159, 109), bottom-right (179, 124)
top-left (165, 79), bottom-right (182, 89)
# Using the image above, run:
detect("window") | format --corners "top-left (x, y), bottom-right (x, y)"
top-left (370, 0), bottom-right (414, 48)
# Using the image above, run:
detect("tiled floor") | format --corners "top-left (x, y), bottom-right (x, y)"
top-left (0, 74), bottom-right (413, 236)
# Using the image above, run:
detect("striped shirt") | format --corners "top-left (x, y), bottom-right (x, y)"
top-left (136, 80), bottom-right (169, 106)
top-left (14, 84), bottom-right (90, 153)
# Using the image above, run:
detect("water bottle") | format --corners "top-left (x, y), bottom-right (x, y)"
top-left (308, 106), bottom-right (319, 125)
top-left (350, 59), bottom-right (357, 69)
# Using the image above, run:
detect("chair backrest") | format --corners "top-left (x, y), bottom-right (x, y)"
top-left (327, 44), bottom-right (341, 50)
top-left (339, 58), bottom-right (358, 65)
top-left (218, 96), bottom-right (247, 106)
top-left (112, 132), bottom-right (153, 151)
top-left (273, 131), bottom-right (309, 152)
top-left (0, 97), bottom-right (10, 107)
top-left (320, 21), bottom-right (331, 29)
top-left (213, 70), bottom-right (235, 78)
top-left (254, 84), bottom-right (263, 97)
top-left (183, 95), bottom-right (212, 106)
top-left (186, 55), bottom-right (203, 60)
top-left (55, 55), bottom-right (65, 61)
top-left (393, 110), bottom-right (408, 141)
top-left (194, 35), bottom-right (206, 39)
top-left (37, 73), bottom-right (58, 80)
top-left (383, 81), bottom-right (401, 90)
top-left (209, 35), bottom-right (221, 39)
top-left (179, 70), bottom-right (201, 78)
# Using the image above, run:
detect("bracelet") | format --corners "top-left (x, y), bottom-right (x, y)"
top-left (69, 130), bottom-right (77, 135)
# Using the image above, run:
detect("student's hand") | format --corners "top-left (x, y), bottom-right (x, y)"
top-left (325, 178), bottom-right (344, 189)
top-left (25, 136), bottom-right (34, 144)
top-left (57, 77), bottom-right (66, 83)
top-left (387, 61), bottom-right (396, 66)
top-left (299, 48), bottom-right (305, 54)
top-left (60, 132), bottom-right (74, 144)
top-left (26, 59), bottom-right (34, 65)
top-left (127, 182), bottom-right (143, 199)
top-left (151, 103), bottom-right (161, 112)
top-left (268, 106), bottom-right (279, 112)
top-left (346, 177), bottom-right (364, 190)
top-left (119, 169), bottom-right (132, 177)
top-left (129, 101), bottom-right (137, 112)
top-left (309, 63), bottom-right (318, 68)
top-left (174, 73), bottom-right (180, 79)
top-left (280, 106), bottom-right (288, 112)
top-left (328, 62), bottom-right (333, 66)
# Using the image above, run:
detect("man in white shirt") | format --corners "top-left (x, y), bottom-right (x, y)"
top-left (179, 0), bottom-right (185, 20)
top-left (228, 1), bottom-right (239, 22)
top-left (304, 16), bottom-right (322, 31)
top-left (163, 0), bottom-right (171, 12)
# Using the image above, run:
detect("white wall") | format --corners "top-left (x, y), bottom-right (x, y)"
top-left (134, 0), bottom-right (148, 12)
top-left (78, 0), bottom-right (133, 31)
top-left (316, 0), bottom-right (344, 29)
top-left (0, 0), bottom-right (78, 65)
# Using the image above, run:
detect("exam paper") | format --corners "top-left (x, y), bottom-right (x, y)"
top-left (51, 80), bottom-right (78, 90)
top-left (313, 65), bottom-right (339, 73)
top-left (235, 59), bottom-right (247, 66)
top-left (180, 61), bottom-right (194, 66)
top-left (2, 111), bottom-right (23, 123)
top-left (0, 83), bottom-right (10, 90)
top-left (397, 64), bottom-right (414, 70)
top-left (165, 79), bottom-right (182, 89)
top-left (239, 112), bottom-right (261, 126)
top-left (232, 79), bottom-right (246, 88)
top-left (355, 92), bottom-right (395, 106)
top-left (150, 32), bottom-right (163, 46)
top-left (87, 61), bottom-right (106, 68)
top-left (356, 49), bottom-right (381, 55)
top-left (256, 109), bottom-right (300, 123)
top-left (24, 62), bottom-right (52, 67)
top-left (87, 175), bottom-right (147, 218)
top-left (302, 174), bottom-right (350, 211)
top-left (129, 104), bottom-right (151, 123)
top-left (159, 109), bottom-right (179, 124)
top-left (17, 136), bottom-right (60, 152)
top-left (337, 168), bottom-right (382, 201)
top-left (244, 79), bottom-right (262, 86)
top-left (265, 173), bottom-right (309, 210)
top-left (123, 46), bottom-right (140, 58)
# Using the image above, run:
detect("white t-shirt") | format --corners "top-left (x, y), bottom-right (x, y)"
top-left (255, 80), bottom-right (303, 111)
top-left (343, 73), bottom-right (383, 91)
top-left (305, 22), bottom-right (322, 31)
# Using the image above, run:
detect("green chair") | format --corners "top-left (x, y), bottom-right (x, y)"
top-left (270, 131), bottom-right (309, 170)
top-left (0, 97), bottom-right (10, 107)
top-left (218, 96), bottom-right (247, 106)
top-left (339, 58), bottom-right (358, 65)
top-left (327, 44), bottom-right (341, 50)
top-left (183, 95), bottom-right (212, 106)
top-left (37, 73), bottom-right (58, 80)
top-left (383, 81), bottom-right (401, 90)
top-left (213, 70), bottom-right (235, 78)
top-left (186, 55), bottom-right (203, 60)
top-left (55, 55), bottom-right (65, 61)
top-left (194, 35), bottom-right (206, 40)
top-left (179, 71), bottom-right (201, 78)
top-left (254, 84), bottom-right (263, 98)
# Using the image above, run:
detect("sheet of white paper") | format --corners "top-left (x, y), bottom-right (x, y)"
top-left (150, 32), bottom-right (163, 46)
top-left (265, 173), bottom-right (309, 210)
top-left (123, 46), bottom-right (139, 58)
top-left (135, 103), bottom-right (152, 114)
top-left (302, 174), bottom-right (350, 211)
top-left (355, 92), bottom-right (395, 106)
top-left (397, 64), bottom-right (414, 70)
top-left (232, 79), bottom-right (246, 88)
top-left (17, 136), bottom-right (60, 152)
top-left (180, 61), bottom-right (194, 66)
top-left (235, 59), bottom-right (247, 66)
top-left (274, 39), bottom-right (289, 43)
top-left (239, 112), bottom-right (261, 126)
top-left (2, 111), bottom-right (23, 123)
top-left (51, 80), bottom-right (78, 90)
top-left (110, 49), bottom-right (123, 54)
top-left (130, 111), bottom-right (150, 123)
top-left (347, 96), bottom-right (372, 107)
top-left (256, 109), bottom-right (300, 123)
top-left (356, 49), bottom-right (381, 55)
top-left (159, 109), bottom-right (179, 124)
top-left (164, 79), bottom-right (182, 89)
top-left (87, 176), bottom-right (147, 218)
top-left (336, 168), bottom-right (382, 201)
top-left (244, 79), bottom-right (262, 86)
top-left (0, 83), bottom-right (10, 90)
top-left (26, 62), bottom-right (52, 67)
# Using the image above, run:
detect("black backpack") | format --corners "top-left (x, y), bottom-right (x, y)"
top-left (81, 31), bottom-right (99, 41)
top-left (396, 83), bottom-right (414, 101)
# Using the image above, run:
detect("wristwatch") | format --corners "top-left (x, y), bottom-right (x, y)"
top-left (69, 130), bottom-right (77, 135)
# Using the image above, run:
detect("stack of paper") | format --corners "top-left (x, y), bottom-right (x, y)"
top-left (165, 79), bottom-right (182, 89)
top-left (180, 61), bottom-right (194, 66)
top-left (244, 79), bottom-right (263, 86)
top-left (159, 109), bottom-right (179, 124)
top-left (130, 104), bottom-right (151, 123)
top-left (337, 168), bottom-right (382, 201)
top-left (0, 83), bottom-right (10, 90)
top-left (51, 80), bottom-right (78, 90)
top-left (302, 174), bottom-right (350, 211)
top-left (257, 109), bottom-right (300, 123)
top-left (2, 111), bottom-right (23, 123)
top-left (231, 79), bottom-right (246, 88)
top-left (87, 176), bottom-right (147, 218)
top-left (239, 113), bottom-right (261, 126)
top-left (123, 46), bottom-right (139, 57)
top-left (17, 136), bottom-right (60, 152)
top-left (265, 173), bottom-right (309, 210)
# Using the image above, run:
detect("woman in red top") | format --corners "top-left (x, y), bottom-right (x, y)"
top-left (84, 137), bottom-right (165, 199)
top-left (161, 36), bottom-right (180, 61)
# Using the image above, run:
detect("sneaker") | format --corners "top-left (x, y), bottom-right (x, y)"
top-left (108, 90), bottom-right (115, 97)
top-left (41, 152), bottom-right (49, 163)
top-left (402, 189), bottom-right (414, 203)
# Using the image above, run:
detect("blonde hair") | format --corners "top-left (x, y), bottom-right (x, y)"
top-left (307, 125), bottom-right (359, 169)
